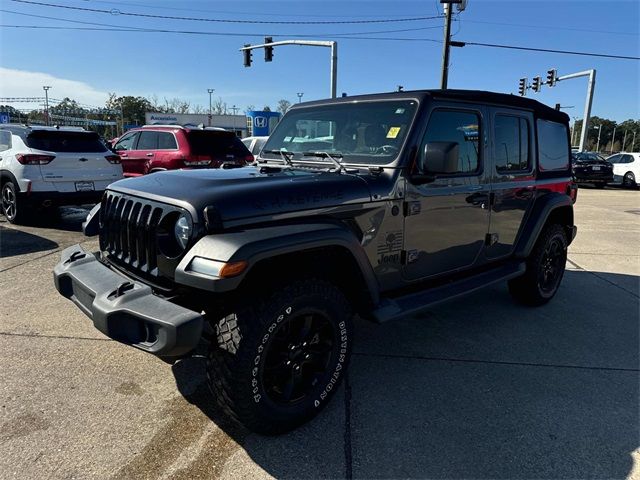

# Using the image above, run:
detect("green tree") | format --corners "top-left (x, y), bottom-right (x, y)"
top-left (106, 93), bottom-right (151, 127)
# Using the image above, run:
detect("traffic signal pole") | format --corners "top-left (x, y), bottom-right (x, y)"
top-left (556, 69), bottom-right (596, 152)
top-left (241, 40), bottom-right (338, 98)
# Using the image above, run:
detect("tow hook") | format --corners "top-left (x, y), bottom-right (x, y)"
top-left (64, 251), bottom-right (87, 265)
top-left (109, 281), bottom-right (135, 299)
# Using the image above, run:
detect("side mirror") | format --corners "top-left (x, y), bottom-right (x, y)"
top-left (421, 141), bottom-right (459, 174)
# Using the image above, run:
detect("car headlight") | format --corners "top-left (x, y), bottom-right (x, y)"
top-left (174, 213), bottom-right (193, 250)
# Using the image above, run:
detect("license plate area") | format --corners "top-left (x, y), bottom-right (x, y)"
top-left (592, 166), bottom-right (601, 171)
top-left (75, 181), bottom-right (95, 192)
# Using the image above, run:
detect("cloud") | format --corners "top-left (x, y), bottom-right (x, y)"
top-left (0, 68), bottom-right (110, 108)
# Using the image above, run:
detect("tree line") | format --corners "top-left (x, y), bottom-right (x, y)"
top-left (572, 116), bottom-right (639, 153)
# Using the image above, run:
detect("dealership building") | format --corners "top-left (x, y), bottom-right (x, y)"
top-left (144, 110), bottom-right (281, 138)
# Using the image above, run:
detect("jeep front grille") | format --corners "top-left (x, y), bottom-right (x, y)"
top-left (99, 191), bottom-right (178, 277)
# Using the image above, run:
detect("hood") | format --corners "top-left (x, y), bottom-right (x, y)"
top-left (108, 166), bottom-right (372, 223)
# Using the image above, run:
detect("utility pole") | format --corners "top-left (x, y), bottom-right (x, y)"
top-left (42, 86), bottom-right (51, 126)
top-left (297, 92), bottom-right (304, 103)
top-left (440, 2), bottom-right (454, 89)
top-left (207, 88), bottom-right (215, 127)
top-left (622, 130), bottom-right (628, 151)
top-left (230, 105), bottom-right (238, 135)
top-left (610, 126), bottom-right (617, 154)
top-left (632, 131), bottom-right (637, 152)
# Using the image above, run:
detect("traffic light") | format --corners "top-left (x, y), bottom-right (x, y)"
top-left (532, 76), bottom-right (542, 93)
top-left (243, 44), bottom-right (252, 67)
top-left (264, 37), bottom-right (273, 62)
top-left (546, 68), bottom-right (557, 87)
top-left (518, 78), bottom-right (527, 96)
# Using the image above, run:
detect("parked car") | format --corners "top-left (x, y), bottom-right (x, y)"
top-left (0, 125), bottom-right (123, 224)
top-left (55, 89), bottom-right (576, 434)
top-left (571, 151), bottom-right (613, 188)
top-left (111, 125), bottom-right (254, 177)
top-left (241, 136), bottom-right (269, 156)
top-left (606, 152), bottom-right (639, 188)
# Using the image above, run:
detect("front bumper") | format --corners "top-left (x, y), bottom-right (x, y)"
top-left (53, 244), bottom-right (203, 357)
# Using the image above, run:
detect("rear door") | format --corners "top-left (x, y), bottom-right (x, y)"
top-left (485, 108), bottom-right (536, 260)
top-left (26, 131), bottom-right (121, 192)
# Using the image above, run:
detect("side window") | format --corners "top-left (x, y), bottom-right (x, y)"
top-left (607, 154), bottom-right (622, 164)
top-left (623, 154), bottom-right (635, 164)
top-left (157, 132), bottom-right (177, 150)
top-left (494, 115), bottom-right (529, 173)
top-left (114, 132), bottom-right (137, 151)
top-left (420, 109), bottom-right (481, 175)
top-left (0, 131), bottom-right (11, 152)
top-left (537, 119), bottom-right (569, 171)
top-left (137, 131), bottom-right (159, 150)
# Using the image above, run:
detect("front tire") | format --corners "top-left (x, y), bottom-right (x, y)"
top-left (206, 279), bottom-right (353, 434)
top-left (509, 224), bottom-right (568, 306)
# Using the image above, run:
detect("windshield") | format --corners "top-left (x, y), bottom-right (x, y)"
top-left (261, 99), bottom-right (419, 165)
top-left (572, 152), bottom-right (605, 162)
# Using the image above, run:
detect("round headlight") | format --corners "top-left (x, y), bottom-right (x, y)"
top-left (174, 213), bottom-right (193, 250)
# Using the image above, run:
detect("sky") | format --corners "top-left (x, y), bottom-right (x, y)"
top-left (0, 0), bottom-right (638, 122)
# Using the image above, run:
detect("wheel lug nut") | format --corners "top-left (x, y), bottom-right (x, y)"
top-left (286, 360), bottom-right (291, 365)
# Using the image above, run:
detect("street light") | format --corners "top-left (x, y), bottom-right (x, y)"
top-left (296, 92), bottom-right (304, 103)
top-left (230, 105), bottom-right (239, 135)
top-left (593, 124), bottom-right (602, 153)
top-left (42, 86), bottom-right (51, 126)
top-left (207, 88), bottom-right (215, 126)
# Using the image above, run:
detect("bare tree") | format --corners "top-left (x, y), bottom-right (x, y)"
top-left (244, 104), bottom-right (255, 114)
top-left (213, 97), bottom-right (228, 115)
top-left (277, 99), bottom-right (291, 114)
top-left (164, 97), bottom-right (190, 114)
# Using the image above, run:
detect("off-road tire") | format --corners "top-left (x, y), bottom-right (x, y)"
top-left (1, 181), bottom-right (30, 225)
top-left (206, 279), bottom-right (353, 434)
top-left (509, 224), bottom-right (568, 306)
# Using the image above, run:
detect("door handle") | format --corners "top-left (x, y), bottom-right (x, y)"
top-left (146, 152), bottom-right (154, 157)
top-left (120, 153), bottom-right (128, 157)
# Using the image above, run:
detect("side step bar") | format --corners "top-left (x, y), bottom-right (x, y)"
top-left (371, 262), bottom-right (526, 323)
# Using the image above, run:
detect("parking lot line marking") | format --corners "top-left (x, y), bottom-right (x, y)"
top-left (353, 352), bottom-right (639, 373)
top-left (567, 257), bottom-right (640, 298)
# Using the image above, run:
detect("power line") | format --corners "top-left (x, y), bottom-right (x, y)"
top-left (0, 9), bottom-right (444, 36)
top-left (8, 0), bottom-right (443, 25)
top-left (461, 41), bottom-right (640, 61)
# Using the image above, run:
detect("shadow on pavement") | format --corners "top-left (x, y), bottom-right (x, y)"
top-left (0, 225), bottom-right (58, 258)
top-left (172, 269), bottom-right (639, 479)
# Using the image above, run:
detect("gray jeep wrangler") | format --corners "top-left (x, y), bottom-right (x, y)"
top-left (54, 90), bottom-right (577, 434)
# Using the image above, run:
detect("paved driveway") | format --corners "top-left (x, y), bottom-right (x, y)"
top-left (1, 188), bottom-right (638, 479)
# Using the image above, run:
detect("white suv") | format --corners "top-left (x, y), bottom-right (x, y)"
top-left (0, 125), bottom-right (123, 224)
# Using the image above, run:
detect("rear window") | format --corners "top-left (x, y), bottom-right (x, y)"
top-left (186, 131), bottom-right (250, 157)
top-left (537, 119), bottom-right (569, 171)
top-left (26, 131), bottom-right (107, 153)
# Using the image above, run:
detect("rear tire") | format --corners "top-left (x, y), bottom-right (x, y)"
top-left (1, 182), bottom-right (30, 225)
top-left (509, 224), bottom-right (568, 306)
top-left (206, 278), bottom-right (353, 434)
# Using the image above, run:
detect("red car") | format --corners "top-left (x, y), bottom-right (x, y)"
top-left (110, 125), bottom-right (253, 177)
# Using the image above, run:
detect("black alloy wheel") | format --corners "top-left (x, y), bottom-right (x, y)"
top-left (262, 310), bottom-right (335, 405)
top-left (537, 235), bottom-right (566, 295)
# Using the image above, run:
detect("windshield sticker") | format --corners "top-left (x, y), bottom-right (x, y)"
top-left (386, 127), bottom-right (401, 139)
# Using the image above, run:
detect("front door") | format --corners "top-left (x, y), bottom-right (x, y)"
top-left (113, 131), bottom-right (139, 176)
top-left (402, 106), bottom-right (491, 281)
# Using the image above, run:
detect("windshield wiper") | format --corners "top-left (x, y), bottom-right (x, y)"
top-left (262, 149), bottom-right (294, 167)
top-left (302, 151), bottom-right (345, 172)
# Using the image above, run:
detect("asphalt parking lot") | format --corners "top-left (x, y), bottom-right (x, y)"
top-left (1, 187), bottom-right (638, 480)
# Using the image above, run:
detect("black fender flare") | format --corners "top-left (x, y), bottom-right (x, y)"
top-left (513, 192), bottom-right (575, 259)
top-left (175, 222), bottom-right (380, 305)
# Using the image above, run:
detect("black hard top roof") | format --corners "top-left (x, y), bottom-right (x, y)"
top-left (294, 89), bottom-right (569, 124)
